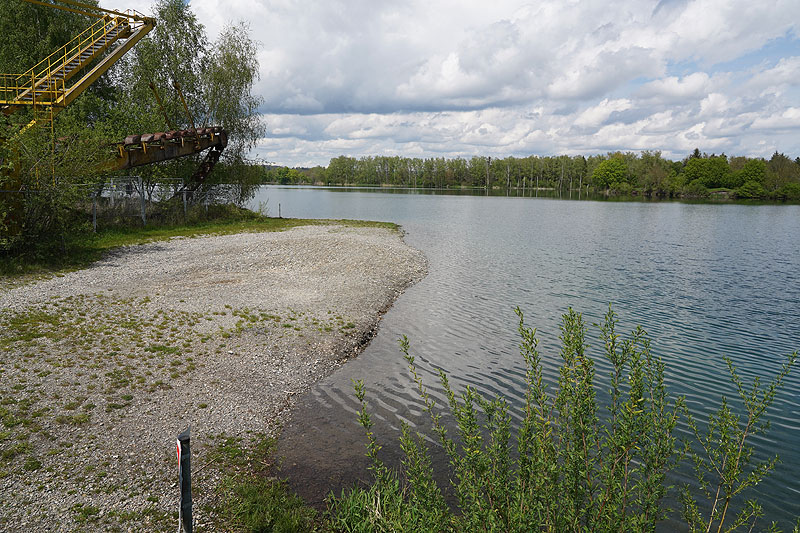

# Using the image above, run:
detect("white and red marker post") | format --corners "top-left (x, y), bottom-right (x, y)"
top-left (177, 427), bottom-right (192, 533)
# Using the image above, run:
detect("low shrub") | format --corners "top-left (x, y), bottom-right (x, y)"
top-left (329, 307), bottom-right (798, 532)
top-left (735, 180), bottom-right (768, 199)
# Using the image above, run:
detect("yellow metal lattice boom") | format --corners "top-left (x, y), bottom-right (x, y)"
top-left (0, 0), bottom-right (155, 132)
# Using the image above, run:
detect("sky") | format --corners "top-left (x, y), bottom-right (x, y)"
top-left (101, 0), bottom-right (800, 167)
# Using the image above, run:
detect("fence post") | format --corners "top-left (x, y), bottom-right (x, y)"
top-left (139, 177), bottom-right (146, 226)
top-left (176, 428), bottom-right (192, 533)
top-left (109, 178), bottom-right (115, 208)
top-left (182, 178), bottom-right (187, 221)
top-left (92, 192), bottom-right (97, 233)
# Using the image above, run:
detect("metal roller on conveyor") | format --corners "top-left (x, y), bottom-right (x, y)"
top-left (108, 127), bottom-right (227, 180)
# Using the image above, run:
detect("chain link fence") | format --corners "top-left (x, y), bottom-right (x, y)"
top-left (1, 176), bottom-right (249, 239)
top-left (87, 177), bottom-right (185, 230)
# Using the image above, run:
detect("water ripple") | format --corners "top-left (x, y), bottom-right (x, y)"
top-left (264, 187), bottom-right (800, 526)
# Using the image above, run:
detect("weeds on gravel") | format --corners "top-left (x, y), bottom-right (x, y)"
top-left (70, 502), bottom-right (100, 523)
top-left (0, 295), bottom-right (209, 479)
top-left (329, 307), bottom-right (798, 532)
top-left (208, 434), bottom-right (319, 532)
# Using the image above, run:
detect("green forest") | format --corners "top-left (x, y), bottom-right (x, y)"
top-left (266, 149), bottom-right (800, 201)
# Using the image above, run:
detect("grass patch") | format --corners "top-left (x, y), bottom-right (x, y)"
top-left (0, 205), bottom-right (398, 280)
top-left (1, 441), bottom-right (32, 463)
top-left (0, 407), bottom-right (23, 428)
top-left (110, 505), bottom-right (172, 528)
top-left (23, 456), bottom-right (41, 471)
top-left (223, 476), bottom-right (318, 533)
top-left (55, 413), bottom-right (89, 426)
top-left (209, 434), bottom-right (318, 532)
top-left (145, 345), bottom-right (180, 355)
top-left (71, 503), bottom-right (100, 523)
top-left (0, 310), bottom-right (63, 345)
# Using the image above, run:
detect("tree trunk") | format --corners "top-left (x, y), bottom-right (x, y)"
top-left (485, 157), bottom-right (491, 194)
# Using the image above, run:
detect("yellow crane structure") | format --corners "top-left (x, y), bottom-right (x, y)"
top-left (0, 0), bottom-right (155, 136)
top-left (0, 0), bottom-right (227, 174)
top-left (0, 0), bottom-right (229, 241)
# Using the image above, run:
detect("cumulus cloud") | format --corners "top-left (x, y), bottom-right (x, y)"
top-left (99, 0), bottom-right (800, 165)
top-left (637, 73), bottom-right (711, 102)
top-left (574, 99), bottom-right (632, 128)
top-left (751, 108), bottom-right (800, 131)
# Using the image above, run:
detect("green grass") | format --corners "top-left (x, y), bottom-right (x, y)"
top-left (70, 502), bottom-right (100, 523)
top-left (55, 413), bottom-right (89, 426)
top-left (208, 434), bottom-right (319, 532)
top-left (144, 344), bottom-right (180, 355)
top-left (224, 477), bottom-right (318, 533)
top-left (0, 205), bottom-right (398, 280)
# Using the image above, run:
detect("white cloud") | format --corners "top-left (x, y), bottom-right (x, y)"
top-left (742, 56), bottom-right (800, 97)
top-left (699, 93), bottom-right (729, 117)
top-left (575, 99), bottom-right (632, 128)
top-left (662, 0), bottom-right (800, 65)
top-left (638, 73), bottom-right (711, 102)
top-left (99, 0), bottom-right (800, 165)
top-left (751, 108), bottom-right (800, 131)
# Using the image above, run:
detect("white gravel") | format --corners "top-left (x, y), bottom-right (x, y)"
top-left (0, 223), bottom-right (427, 531)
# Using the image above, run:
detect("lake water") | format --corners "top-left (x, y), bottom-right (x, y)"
top-left (249, 186), bottom-right (800, 527)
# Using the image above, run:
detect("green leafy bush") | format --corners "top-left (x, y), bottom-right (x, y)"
top-left (682, 179), bottom-right (711, 198)
top-left (610, 181), bottom-right (633, 194)
top-left (329, 307), bottom-right (797, 532)
top-left (735, 180), bottom-right (768, 199)
top-left (592, 157), bottom-right (628, 190)
top-left (775, 183), bottom-right (800, 201)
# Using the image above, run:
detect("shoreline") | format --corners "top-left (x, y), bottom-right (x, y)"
top-left (0, 223), bottom-right (427, 531)
top-left (258, 182), bottom-right (800, 205)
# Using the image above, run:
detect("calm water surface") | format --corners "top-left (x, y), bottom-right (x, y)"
top-left (250, 186), bottom-right (800, 527)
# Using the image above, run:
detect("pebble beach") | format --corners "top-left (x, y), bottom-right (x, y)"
top-left (0, 223), bottom-right (426, 531)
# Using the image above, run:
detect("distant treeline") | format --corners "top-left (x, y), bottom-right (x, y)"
top-left (261, 149), bottom-right (800, 200)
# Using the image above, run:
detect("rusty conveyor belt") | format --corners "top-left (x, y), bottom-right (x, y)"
top-left (107, 127), bottom-right (227, 175)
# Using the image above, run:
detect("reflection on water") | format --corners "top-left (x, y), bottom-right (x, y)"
top-left (249, 186), bottom-right (800, 526)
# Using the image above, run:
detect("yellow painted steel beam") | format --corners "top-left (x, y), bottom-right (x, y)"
top-left (148, 82), bottom-right (176, 131)
top-left (21, 0), bottom-right (153, 24)
top-left (1, 16), bottom-right (134, 111)
top-left (21, 0), bottom-right (104, 19)
top-left (54, 20), bottom-right (154, 113)
top-left (7, 20), bottom-right (152, 134)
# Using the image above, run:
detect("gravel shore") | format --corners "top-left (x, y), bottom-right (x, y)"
top-left (0, 223), bottom-right (427, 531)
